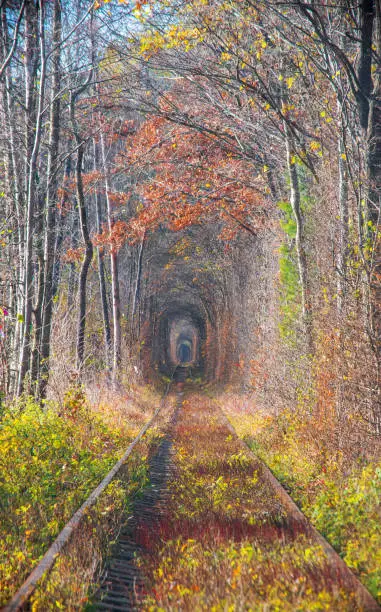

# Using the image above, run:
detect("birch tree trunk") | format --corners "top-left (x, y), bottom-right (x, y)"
top-left (100, 132), bottom-right (121, 381)
top-left (39, 0), bottom-right (62, 398)
top-left (93, 139), bottom-right (112, 369)
top-left (18, 1), bottom-right (47, 395)
top-left (0, 6), bottom-right (25, 395)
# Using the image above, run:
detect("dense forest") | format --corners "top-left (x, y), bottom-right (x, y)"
top-left (1, 0), bottom-right (381, 609)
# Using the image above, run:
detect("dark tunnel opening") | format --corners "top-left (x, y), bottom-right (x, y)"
top-left (177, 342), bottom-right (192, 364)
top-left (150, 302), bottom-right (208, 379)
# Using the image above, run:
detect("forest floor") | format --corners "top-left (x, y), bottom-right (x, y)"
top-left (91, 390), bottom-right (378, 612)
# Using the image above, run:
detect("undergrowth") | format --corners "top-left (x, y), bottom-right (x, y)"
top-left (0, 384), bottom-right (158, 607)
top-left (31, 443), bottom-right (153, 611)
top-left (143, 536), bottom-right (353, 611)
top-left (137, 394), bottom-right (360, 611)
top-left (225, 398), bottom-right (381, 603)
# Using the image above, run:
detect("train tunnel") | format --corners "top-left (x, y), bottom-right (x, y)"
top-left (136, 227), bottom-right (238, 386)
top-left (151, 303), bottom-right (207, 378)
top-left (177, 338), bottom-right (192, 364)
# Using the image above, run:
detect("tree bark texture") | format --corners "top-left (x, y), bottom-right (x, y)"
top-left (93, 139), bottom-right (112, 369)
top-left (101, 132), bottom-right (121, 380)
top-left (18, 1), bottom-right (46, 395)
top-left (39, 0), bottom-right (62, 398)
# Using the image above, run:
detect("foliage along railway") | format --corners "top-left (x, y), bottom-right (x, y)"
top-left (3, 371), bottom-right (380, 611)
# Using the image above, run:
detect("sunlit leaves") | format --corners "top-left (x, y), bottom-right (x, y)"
top-left (139, 25), bottom-right (204, 57)
top-left (119, 111), bottom-right (268, 243)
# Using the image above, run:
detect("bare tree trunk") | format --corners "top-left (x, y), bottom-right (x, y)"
top-left (284, 125), bottom-right (313, 352)
top-left (335, 113), bottom-right (350, 422)
top-left (132, 229), bottom-right (146, 339)
top-left (100, 132), bottom-right (121, 381)
top-left (31, 200), bottom-right (45, 393)
top-left (358, 0), bottom-right (375, 129)
top-left (93, 139), bottom-right (112, 369)
top-left (366, 5), bottom-right (381, 231)
top-left (67, 213), bottom-right (79, 311)
top-left (365, 0), bottom-right (381, 427)
top-left (70, 77), bottom-right (93, 372)
top-left (72, 135), bottom-right (93, 373)
top-left (337, 122), bottom-right (349, 316)
top-left (53, 156), bottom-right (72, 305)
top-left (39, 0), bottom-right (62, 398)
top-left (18, 1), bottom-right (46, 395)
top-left (0, 0), bottom-right (26, 79)
top-left (0, 7), bottom-right (24, 395)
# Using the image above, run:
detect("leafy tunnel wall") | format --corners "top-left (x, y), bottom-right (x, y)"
top-left (136, 226), bottom-right (240, 385)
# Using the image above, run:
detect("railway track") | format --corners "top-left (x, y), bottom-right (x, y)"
top-left (93, 402), bottom-right (180, 610)
top-left (92, 369), bottom-right (189, 610)
top-left (92, 384), bottom-right (380, 612)
top-left (3, 371), bottom-right (381, 611)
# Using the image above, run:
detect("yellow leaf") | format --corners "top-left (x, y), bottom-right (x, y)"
top-left (221, 52), bottom-right (231, 62)
top-left (286, 76), bottom-right (295, 89)
top-left (309, 140), bottom-right (321, 151)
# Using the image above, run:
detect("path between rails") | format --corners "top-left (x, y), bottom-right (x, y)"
top-left (93, 391), bottom-right (380, 611)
